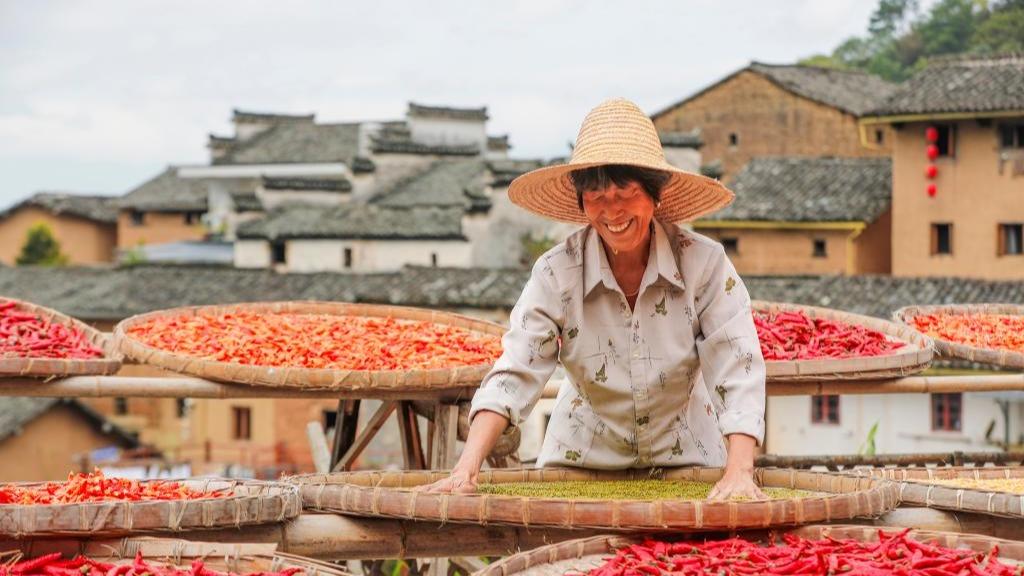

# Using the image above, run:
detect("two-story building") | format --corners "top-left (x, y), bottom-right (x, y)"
top-left (860, 54), bottom-right (1024, 280)
top-left (0, 193), bottom-right (117, 265)
top-left (652, 62), bottom-right (895, 182)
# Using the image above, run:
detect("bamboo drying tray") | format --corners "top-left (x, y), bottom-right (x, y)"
top-left (114, 302), bottom-right (506, 390)
top-left (0, 297), bottom-right (121, 377)
top-left (474, 525), bottom-right (1024, 576)
top-left (289, 467), bottom-right (897, 531)
top-left (0, 479), bottom-right (300, 537)
top-left (0, 538), bottom-right (350, 576)
top-left (755, 301), bottom-right (933, 381)
top-left (852, 466), bottom-right (1024, 519)
top-left (894, 304), bottom-right (1024, 369)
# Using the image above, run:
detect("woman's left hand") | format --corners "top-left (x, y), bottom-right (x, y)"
top-left (707, 467), bottom-right (766, 501)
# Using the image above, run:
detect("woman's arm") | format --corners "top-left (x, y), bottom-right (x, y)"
top-left (707, 433), bottom-right (765, 500)
top-left (418, 410), bottom-right (510, 493)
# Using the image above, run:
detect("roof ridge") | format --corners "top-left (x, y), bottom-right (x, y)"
top-left (925, 52), bottom-right (1024, 67)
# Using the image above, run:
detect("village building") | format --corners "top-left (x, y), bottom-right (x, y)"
top-left (695, 157), bottom-right (892, 275)
top-left (651, 62), bottom-right (895, 182)
top-left (0, 397), bottom-right (138, 481)
top-left (0, 192), bottom-right (117, 265)
top-left (860, 54), bottom-right (1024, 281)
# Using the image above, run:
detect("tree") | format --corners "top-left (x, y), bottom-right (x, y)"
top-left (972, 4), bottom-right (1024, 52)
top-left (16, 223), bottom-right (68, 266)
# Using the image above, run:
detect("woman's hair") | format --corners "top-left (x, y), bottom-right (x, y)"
top-left (569, 164), bottom-right (669, 211)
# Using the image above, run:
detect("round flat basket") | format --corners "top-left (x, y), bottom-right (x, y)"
top-left (755, 301), bottom-right (933, 382)
top-left (290, 467), bottom-right (897, 531)
top-left (114, 301), bottom-right (506, 389)
top-left (0, 538), bottom-right (351, 576)
top-left (894, 304), bottom-right (1024, 369)
top-left (0, 479), bottom-right (300, 537)
top-left (0, 297), bottom-right (121, 377)
top-left (851, 466), bottom-right (1024, 519)
top-left (475, 525), bottom-right (1024, 576)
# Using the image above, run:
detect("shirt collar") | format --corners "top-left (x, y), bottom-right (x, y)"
top-left (582, 220), bottom-right (686, 298)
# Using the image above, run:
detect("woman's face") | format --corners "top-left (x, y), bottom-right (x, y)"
top-left (581, 180), bottom-right (655, 255)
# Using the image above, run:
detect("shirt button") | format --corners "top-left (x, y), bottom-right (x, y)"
top-left (633, 351), bottom-right (640, 359)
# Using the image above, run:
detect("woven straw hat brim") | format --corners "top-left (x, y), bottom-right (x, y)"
top-left (508, 160), bottom-right (734, 224)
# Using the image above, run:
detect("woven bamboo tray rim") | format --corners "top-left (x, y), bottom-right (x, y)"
top-left (0, 537), bottom-right (350, 576)
top-left (114, 301), bottom-right (506, 390)
top-left (289, 467), bottom-right (898, 531)
top-left (754, 301), bottom-right (934, 382)
top-left (851, 466), bottom-right (1024, 518)
top-left (0, 478), bottom-right (300, 537)
top-left (0, 297), bottom-right (121, 377)
top-left (893, 303), bottom-right (1024, 369)
top-left (474, 525), bottom-right (1024, 576)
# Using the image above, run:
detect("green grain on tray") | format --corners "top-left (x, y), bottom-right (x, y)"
top-left (475, 480), bottom-right (814, 501)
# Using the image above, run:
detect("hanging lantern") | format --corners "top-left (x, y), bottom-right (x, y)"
top-left (927, 184), bottom-right (937, 197)
top-left (926, 165), bottom-right (938, 179)
top-left (925, 126), bottom-right (939, 143)
top-left (926, 144), bottom-right (940, 160)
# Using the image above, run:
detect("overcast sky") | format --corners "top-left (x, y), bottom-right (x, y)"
top-left (1, 1), bottom-right (893, 206)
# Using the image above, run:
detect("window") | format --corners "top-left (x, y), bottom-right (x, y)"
top-left (812, 239), bottom-right (827, 258)
top-left (932, 393), bottom-right (962, 432)
top-left (430, 252), bottom-right (438, 267)
top-left (176, 398), bottom-right (188, 418)
top-left (183, 212), bottom-right (202, 225)
top-left (322, 409), bottom-right (338, 431)
top-left (933, 124), bottom-right (955, 157)
top-left (721, 237), bottom-right (739, 254)
top-left (271, 242), bottom-right (286, 265)
top-left (232, 406), bottom-right (252, 440)
top-left (343, 247), bottom-right (353, 269)
top-left (999, 223), bottom-right (1024, 256)
top-left (875, 129), bottom-right (884, 145)
top-left (811, 396), bottom-right (840, 425)
top-left (114, 397), bottom-right (128, 415)
top-left (728, 133), bottom-right (739, 147)
top-left (129, 211), bottom-right (145, 226)
top-left (998, 124), bottom-right (1024, 149)
top-left (931, 223), bottom-right (952, 255)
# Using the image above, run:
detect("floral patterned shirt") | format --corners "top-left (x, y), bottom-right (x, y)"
top-left (470, 220), bottom-right (766, 469)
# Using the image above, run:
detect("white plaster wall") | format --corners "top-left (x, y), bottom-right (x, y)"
top-left (470, 185), bottom-right (579, 268)
top-left (283, 239), bottom-right (472, 273)
top-left (766, 393), bottom-right (1018, 455)
top-left (234, 240), bottom-right (272, 268)
top-left (663, 148), bottom-right (702, 172)
top-left (408, 117), bottom-right (487, 150)
top-left (257, 189), bottom-right (351, 210)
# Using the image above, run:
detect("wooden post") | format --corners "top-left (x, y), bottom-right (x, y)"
top-left (330, 400), bottom-right (361, 471)
top-left (398, 401), bottom-right (426, 470)
top-left (430, 403), bottom-right (460, 469)
top-left (335, 401), bottom-right (398, 472)
top-left (305, 421), bottom-right (331, 473)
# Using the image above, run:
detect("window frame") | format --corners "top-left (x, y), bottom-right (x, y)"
top-left (998, 223), bottom-right (1024, 256)
top-left (811, 395), bottom-right (840, 425)
top-left (271, 242), bottom-right (287, 265)
top-left (931, 223), bottom-right (953, 255)
top-left (720, 237), bottom-right (739, 255)
top-left (934, 124), bottom-right (956, 158)
top-left (998, 123), bottom-right (1024, 150)
top-left (343, 247), bottom-right (353, 269)
top-left (812, 238), bottom-right (827, 258)
top-left (232, 406), bottom-right (252, 440)
top-left (931, 393), bottom-right (962, 432)
top-left (129, 210), bottom-right (145, 227)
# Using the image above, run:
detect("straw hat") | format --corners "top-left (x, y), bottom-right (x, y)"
top-left (508, 98), bottom-right (734, 224)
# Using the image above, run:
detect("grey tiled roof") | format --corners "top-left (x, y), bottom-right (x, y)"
top-left (488, 135), bottom-right (511, 150)
top-left (659, 130), bottom-right (703, 148)
top-left (0, 398), bottom-right (139, 446)
top-left (371, 159), bottom-right (490, 210)
top-left (236, 204), bottom-right (465, 240)
top-left (1, 192), bottom-right (118, 224)
top-left (868, 54), bottom-right (1024, 116)
top-left (262, 176), bottom-right (352, 192)
top-left (232, 109), bottom-right (315, 122)
top-left (0, 265), bottom-right (1022, 322)
top-left (216, 122), bottom-right (362, 165)
top-left (486, 159), bottom-right (545, 186)
top-left (408, 103), bottom-right (488, 121)
top-left (231, 192), bottom-right (264, 212)
top-left (707, 157), bottom-right (892, 223)
top-left (120, 168), bottom-right (257, 212)
top-left (350, 156), bottom-right (376, 174)
top-left (654, 62), bottom-right (896, 119)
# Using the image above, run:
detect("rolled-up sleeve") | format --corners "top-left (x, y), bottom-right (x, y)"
top-left (469, 259), bottom-right (563, 429)
top-left (694, 245), bottom-right (766, 444)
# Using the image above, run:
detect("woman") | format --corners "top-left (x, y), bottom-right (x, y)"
top-left (425, 98), bottom-right (766, 499)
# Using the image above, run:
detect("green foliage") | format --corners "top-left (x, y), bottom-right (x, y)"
top-left (122, 243), bottom-right (147, 266)
top-left (859, 421), bottom-right (880, 457)
top-left (807, 0), bottom-right (1023, 81)
top-left (520, 233), bottom-right (557, 267)
top-left (15, 223), bottom-right (68, 266)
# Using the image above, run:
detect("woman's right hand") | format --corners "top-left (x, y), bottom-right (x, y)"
top-left (417, 467), bottom-right (478, 494)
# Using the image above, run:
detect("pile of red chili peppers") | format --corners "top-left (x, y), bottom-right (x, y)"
top-left (0, 300), bottom-right (103, 360)
top-left (0, 470), bottom-right (228, 505)
top-left (126, 311), bottom-right (502, 371)
top-left (911, 313), bottom-right (1024, 354)
top-left (753, 310), bottom-right (905, 361)
top-left (0, 551), bottom-right (305, 576)
top-left (585, 530), bottom-right (1016, 576)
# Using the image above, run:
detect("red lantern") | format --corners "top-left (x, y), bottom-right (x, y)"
top-left (926, 144), bottom-right (939, 160)
top-left (927, 184), bottom-right (937, 197)
top-left (926, 164), bottom-right (938, 179)
top-left (925, 126), bottom-right (939, 143)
